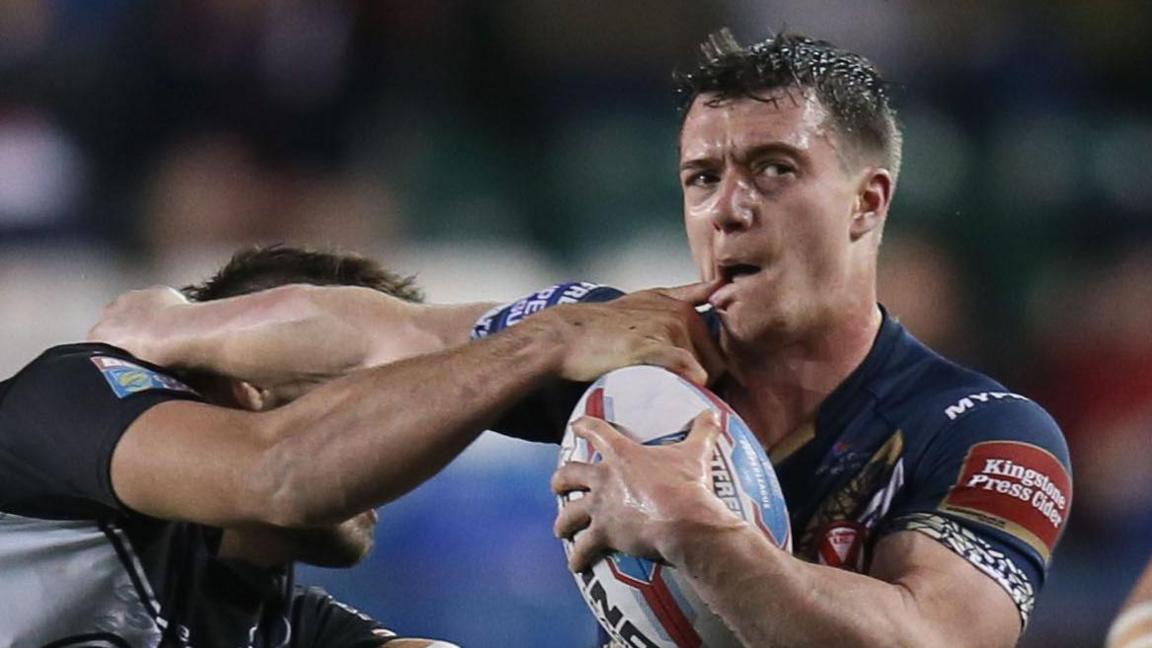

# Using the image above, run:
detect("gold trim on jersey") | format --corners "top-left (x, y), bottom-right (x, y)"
top-left (768, 422), bottom-right (816, 464)
top-left (937, 504), bottom-right (1053, 563)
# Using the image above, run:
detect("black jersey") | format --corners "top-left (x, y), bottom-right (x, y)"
top-left (473, 283), bottom-right (1073, 630)
top-left (0, 343), bottom-right (396, 647)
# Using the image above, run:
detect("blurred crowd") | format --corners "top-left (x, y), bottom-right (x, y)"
top-left (1, 1), bottom-right (1150, 646)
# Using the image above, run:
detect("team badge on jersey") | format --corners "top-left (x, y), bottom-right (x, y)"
top-left (90, 356), bottom-right (197, 399)
top-left (816, 521), bottom-right (867, 571)
top-left (940, 441), bottom-right (1071, 561)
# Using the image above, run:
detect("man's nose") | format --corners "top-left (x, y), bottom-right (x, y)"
top-left (711, 171), bottom-right (757, 232)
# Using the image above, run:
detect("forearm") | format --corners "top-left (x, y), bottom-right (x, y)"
top-left (671, 526), bottom-right (930, 647)
top-left (99, 283), bottom-right (495, 386)
top-left (253, 320), bottom-right (562, 526)
top-left (405, 301), bottom-right (498, 353)
top-left (203, 289), bottom-right (494, 387)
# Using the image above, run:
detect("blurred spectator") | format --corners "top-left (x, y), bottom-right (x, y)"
top-left (0, 105), bottom-right (87, 239)
top-left (142, 133), bottom-right (403, 284)
top-left (1029, 245), bottom-right (1152, 538)
top-left (878, 233), bottom-right (973, 362)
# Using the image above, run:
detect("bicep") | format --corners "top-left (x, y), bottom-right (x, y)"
top-left (870, 530), bottom-right (1021, 647)
top-left (110, 399), bottom-right (273, 526)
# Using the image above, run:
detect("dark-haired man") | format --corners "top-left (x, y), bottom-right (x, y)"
top-left (551, 30), bottom-right (1070, 647)
top-left (1, 246), bottom-right (715, 646)
top-left (93, 31), bottom-right (1071, 647)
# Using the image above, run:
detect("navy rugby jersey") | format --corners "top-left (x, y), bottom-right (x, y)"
top-left (0, 343), bottom-right (397, 647)
top-left (473, 282), bottom-right (1073, 629)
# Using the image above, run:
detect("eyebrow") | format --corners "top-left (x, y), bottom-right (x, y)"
top-left (679, 141), bottom-right (807, 172)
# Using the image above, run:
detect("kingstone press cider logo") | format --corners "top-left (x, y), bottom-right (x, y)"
top-left (941, 441), bottom-right (1071, 560)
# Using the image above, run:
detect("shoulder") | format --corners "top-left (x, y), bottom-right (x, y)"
top-left (5, 342), bottom-right (199, 403)
top-left (875, 337), bottom-right (1072, 558)
top-left (871, 333), bottom-right (1065, 460)
top-left (289, 586), bottom-right (397, 646)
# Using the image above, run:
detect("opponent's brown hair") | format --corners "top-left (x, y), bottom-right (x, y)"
top-left (183, 245), bottom-right (424, 303)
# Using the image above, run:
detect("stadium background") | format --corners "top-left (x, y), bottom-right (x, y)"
top-left (1, 1), bottom-right (1149, 645)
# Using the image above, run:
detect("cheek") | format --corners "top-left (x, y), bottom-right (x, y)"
top-left (778, 197), bottom-right (846, 278)
top-left (683, 209), bottom-right (713, 275)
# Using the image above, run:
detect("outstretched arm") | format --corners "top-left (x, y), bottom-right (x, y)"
top-left (88, 284), bottom-right (495, 392)
top-left (110, 284), bottom-right (722, 529)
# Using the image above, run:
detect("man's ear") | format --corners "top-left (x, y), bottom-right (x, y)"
top-left (850, 167), bottom-right (894, 241)
top-left (230, 380), bottom-right (270, 412)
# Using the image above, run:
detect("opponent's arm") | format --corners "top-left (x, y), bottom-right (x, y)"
top-left (553, 416), bottom-right (1020, 648)
top-left (111, 284), bottom-right (720, 529)
top-left (1108, 558), bottom-right (1152, 648)
top-left (88, 284), bottom-right (495, 391)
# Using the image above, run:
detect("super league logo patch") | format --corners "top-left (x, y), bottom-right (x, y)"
top-left (90, 356), bottom-right (197, 399)
top-left (940, 441), bottom-right (1071, 561)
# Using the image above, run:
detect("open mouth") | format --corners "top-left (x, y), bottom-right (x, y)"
top-left (718, 263), bottom-right (761, 284)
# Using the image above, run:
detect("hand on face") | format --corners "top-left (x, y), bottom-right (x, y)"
top-left (88, 286), bottom-right (191, 364)
top-left (529, 281), bottom-right (726, 385)
top-left (551, 411), bottom-right (744, 572)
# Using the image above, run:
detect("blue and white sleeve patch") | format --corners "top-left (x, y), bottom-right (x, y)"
top-left (471, 282), bottom-right (624, 340)
top-left (89, 356), bottom-right (198, 399)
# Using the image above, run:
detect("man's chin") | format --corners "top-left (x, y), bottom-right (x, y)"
top-left (717, 308), bottom-right (793, 354)
top-left (307, 534), bottom-right (375, 568)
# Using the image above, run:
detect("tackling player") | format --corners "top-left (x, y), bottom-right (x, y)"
top-left (91, 30), bottom-right (1073, 648)
top-left (1, 246), bottom-right (715, 646)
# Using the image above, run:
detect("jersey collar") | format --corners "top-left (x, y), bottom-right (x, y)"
top-left (815, 304), bottom-right (903, 436)
top-left (767, 306), bottom-right (904, 464)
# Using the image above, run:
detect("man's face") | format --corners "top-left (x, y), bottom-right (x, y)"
top-left (679, 90), bottom-right (868, 349)
top-left (222, 378), bottom-right (378, 563)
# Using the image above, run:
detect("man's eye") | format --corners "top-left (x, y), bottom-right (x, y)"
top-left (759, 162), bottom-right (795, 177)
top-left (685, 172), bottom-right (719, 187)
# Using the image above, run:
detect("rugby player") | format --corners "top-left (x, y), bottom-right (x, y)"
top-left (92, 30), bottom-right (1073, 647)
top-left (548, 31), bottom-right (1074, 645)
top-left (2, 246), bottom-right (714, 646)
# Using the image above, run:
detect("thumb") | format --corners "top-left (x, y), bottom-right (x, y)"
top-left (658, 279), bottom-right (722, 305)
top-left (685, 409), bottom-right (723, 454)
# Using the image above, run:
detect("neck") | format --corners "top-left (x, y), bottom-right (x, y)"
top-left (722, 303), bottom-right (883, 450)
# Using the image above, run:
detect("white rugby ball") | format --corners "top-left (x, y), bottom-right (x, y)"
top-left (558, 366), bottom-right (791, 648)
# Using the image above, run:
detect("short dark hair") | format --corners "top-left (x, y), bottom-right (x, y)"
top-left (183, 245), bottom-right (424, 303)
top-left (674, 29), bottom-right (902, 179)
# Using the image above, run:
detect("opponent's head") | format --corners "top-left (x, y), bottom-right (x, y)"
top-left (181, 245), bottom-right (421, 566)
top-left (675, 29), bottom-right (901, 349)
top-left (181, 244), bottom-right (423, 410)
top-left (183, 244), bottom-right (423, 303)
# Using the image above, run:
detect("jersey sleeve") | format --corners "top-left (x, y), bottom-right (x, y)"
top-left (0, 343), bottom-right (203, 518)
top-left (881, 396), bottom-right (1072, 627)
top-left (471, 282), bottom-right (626, 443)
top-left (470, 281), bottom-right (626, 340)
